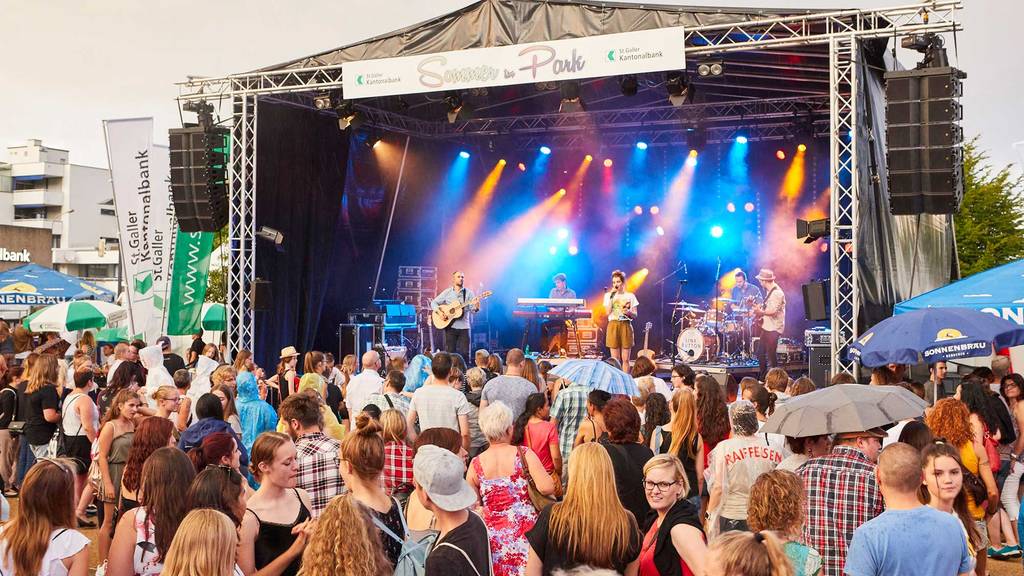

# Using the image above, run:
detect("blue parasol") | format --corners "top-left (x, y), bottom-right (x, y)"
top-left (549, 359), bottom-right (638, 396)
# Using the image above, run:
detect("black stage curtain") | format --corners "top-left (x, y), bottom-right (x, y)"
top-left (254, 101), bottom-right (350, 367)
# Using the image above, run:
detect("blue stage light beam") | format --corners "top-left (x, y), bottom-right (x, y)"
top-left (710, 225), bottom-right (724, 238)
top-left (636, 141), bottom-right (648, 150)
top-left (539, 146), bottom-right (552, 155)
top-left (459, 150), bottom-right (471, 159)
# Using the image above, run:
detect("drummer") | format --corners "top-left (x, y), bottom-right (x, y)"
top-left (731, 270), bottom-right (762, 308)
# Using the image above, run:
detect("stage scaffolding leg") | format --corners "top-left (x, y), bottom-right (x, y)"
top-left (227, 95), bottom-right (257, 361)
top-left (372, 135), bottom-right (411, 301)
top-left (829, 34), bottom-right (859, 378)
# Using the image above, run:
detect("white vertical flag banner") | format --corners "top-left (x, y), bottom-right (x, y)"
top-left (103, 118), bottom-right (160, 339)
top-left (149, 144), bottom-right (175, 337)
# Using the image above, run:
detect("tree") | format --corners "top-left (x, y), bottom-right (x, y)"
top-left (206, 266), bottom-right (227, 304)
top-left (954, 139), bottom-right (1024, 276)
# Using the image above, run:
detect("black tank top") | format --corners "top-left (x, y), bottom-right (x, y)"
top-left (249, 489), bottom-right (311, 576)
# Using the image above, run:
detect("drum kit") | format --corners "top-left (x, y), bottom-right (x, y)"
top-left (671, 297), bottom-right (755, 363)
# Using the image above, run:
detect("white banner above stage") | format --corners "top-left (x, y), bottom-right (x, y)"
top-left (342, 26), bottom-right (686, 99)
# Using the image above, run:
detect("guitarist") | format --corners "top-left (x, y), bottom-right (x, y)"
top-left (430, 271), bottom-right (478, 361)
top-left (732, 270), bottom-right (763, 357)
top-left (752, 268), bottom-right (786, 378)
top-left (604, 269), bottom-right (639, 372)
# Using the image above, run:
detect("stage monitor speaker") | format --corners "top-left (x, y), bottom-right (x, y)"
top-left (169, 126), bottom-right (230, 232)
top-left (801, 280), bottom-right (829, 321)
top-left (807, 345), bottom-right (831, 388)
top-left (251, 279), bottom-right (272, 311)
top-left (884, 66), bottom-right (966, 216)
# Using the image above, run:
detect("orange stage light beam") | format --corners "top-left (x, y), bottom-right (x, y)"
top-left (779, 146), bottom-right (806, 202)
top-left (437, 160), bottom-right (506, 273)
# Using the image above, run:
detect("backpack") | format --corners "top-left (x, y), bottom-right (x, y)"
top-left (371, 497), bottom-right (438, 576)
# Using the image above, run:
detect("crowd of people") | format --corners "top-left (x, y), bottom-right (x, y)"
top-left (0, 322), bottom-right (1021, 576)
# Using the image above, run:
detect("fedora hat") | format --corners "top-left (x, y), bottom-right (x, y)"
top-left (755, 268), bottom-right (776, 282)
top-left (279, 345), bottom-right (300, 359)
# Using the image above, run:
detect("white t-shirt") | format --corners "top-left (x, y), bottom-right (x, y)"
top-left (637, 376), bottom-right (672, 399)
top-left (0, 527), bottom-right (89, 576)
top-left (711, 435), bottom-right (784, 520)
top-left (604, 291), bottom-right (639, 322)
top-left (345, 370), bottom-right (385, 429)
top-left (410, 385), bottom-right (471, 432)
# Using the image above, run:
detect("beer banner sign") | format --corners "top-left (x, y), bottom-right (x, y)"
top-left (166, 231), bottom-right (214, 335)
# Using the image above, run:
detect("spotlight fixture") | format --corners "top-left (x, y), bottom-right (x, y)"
top-left (335, 101), bottom-right (362, 131)
top-left (744, 202), bottom-right (755, 213)
top-left (901, 32), bottom-right (949, 69)
top-left (665, 71), bottom-right (690, 107)
top-left (559, 81), bottom-right (585, 113)
top-left (696, 59), bottom-right (725, 77)
top-left (256, 226), bottom-right (285, 252)
top-left (539, 146), bottom-right (552, 155)
top-left (735, 135), bottom-right (748, 144)
top-left (797, 143), bottom-right (808, 152)
top-left (710, 225), bottom-right (724, 239)
top-left (619, 75), bottom-right (639, 97)
top-left (313, 93), bottom-right (333, 110)
top-left (797, 218), bottom-right (831, 244)
top-left (776, 150), bottom-right (786, 160)
top-left (459, 151), bottom-right (471, 159)
top-left (603, 159), bottom-right (613, 168)
top-left (635, 141), bottom-right (648, 150)
top-left (517, 162), bottom-right (526, 172)
top-left (444, 91), bottom-right (473, 124)
top-left (182, 100), bottom-right (215, 130)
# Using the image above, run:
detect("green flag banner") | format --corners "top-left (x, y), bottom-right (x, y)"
top-left (166, 230), bottom-right (214, 335)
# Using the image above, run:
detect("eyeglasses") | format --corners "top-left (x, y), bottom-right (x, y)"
top-left (643, 480), bottom-right (679, 493)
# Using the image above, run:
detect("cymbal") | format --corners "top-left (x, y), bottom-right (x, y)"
top-left (669, 301), bottom-right (700, 307)
top-left (715, 297), bottom-right (737, 303)
top-left (731, 307), bottom-right (750, 313)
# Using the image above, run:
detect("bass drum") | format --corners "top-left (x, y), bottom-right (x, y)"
top-left (677, 328), bottom-right (718, 363)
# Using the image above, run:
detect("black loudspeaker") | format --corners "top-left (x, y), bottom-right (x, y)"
top-left (801, 280), bottom-right (829, 321)
top-left (808, 345), bottom-right (831, 388)
top-left (884, 66), bottom-right (966, 215)
top-left (169, 126), bottom-right (230, 232)
top-left (251, 279), bottom-right (272, 311)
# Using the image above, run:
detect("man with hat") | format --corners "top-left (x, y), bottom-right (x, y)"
top-left (753, 268), bottom-right (786, 378)
top-left (157, 335), bottom-right (186, 376)
top-left (798, 427), bottom-right (885, 576)
top-left (414, 445), bottom-right (490, 576)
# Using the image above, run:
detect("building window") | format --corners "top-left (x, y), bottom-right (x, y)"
top-left (13, 179), bottom-right (44, 191)
top-left (100, 208), bottom-right (115, 216)
top-left (14, 207), bottom-right (46, 220)
top-left (82, 264), bottom-right (116, 279)
top-left (52, 235), bottom-right (62, 249)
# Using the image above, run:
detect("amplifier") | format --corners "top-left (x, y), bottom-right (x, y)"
top-left (347, 310), bottom-right (385, 325)
top-left (384, 304), bottom-right (417, 327)
top-left (399, 266), bottom-right (437, 279)
top-left (804, 328), bottom-right (832, 347)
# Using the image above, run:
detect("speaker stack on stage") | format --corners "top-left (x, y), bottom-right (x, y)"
top-left (169, 126), bottom-right (230, 232)
top-left (884, 35), bottom-right (966, 215)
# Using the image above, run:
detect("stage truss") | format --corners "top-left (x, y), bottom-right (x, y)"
top-left (177, 1), bottom-right (962, 375)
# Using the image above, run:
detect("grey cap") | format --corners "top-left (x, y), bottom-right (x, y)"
top-left (156, 336), bottom-right (171, 350)
top-left (413, 445), bottom-right (477, 512)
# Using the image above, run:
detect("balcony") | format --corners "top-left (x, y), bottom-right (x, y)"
top-left (11, 217), bottom-right (61, 233)
top-left (12, 189), bottom-right (63, 207)
top-left (11, 162), bottom-right (65, 179)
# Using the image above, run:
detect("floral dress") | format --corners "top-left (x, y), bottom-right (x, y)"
top-left (471, 452), bottom-right (538, 576)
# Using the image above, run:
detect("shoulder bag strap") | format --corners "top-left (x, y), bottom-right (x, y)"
top-left (435, 542), bottom-right (484, 576)
top-left (371, 513), bottom-right (406, 545)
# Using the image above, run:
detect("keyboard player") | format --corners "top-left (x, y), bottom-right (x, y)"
top-left (544, 273), bottom-right (577, 353)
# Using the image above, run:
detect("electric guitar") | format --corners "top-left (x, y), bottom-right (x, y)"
top-left (637, 322), bottom-right (655, 359)
top-left (431, 290), bottom-right (494, 330)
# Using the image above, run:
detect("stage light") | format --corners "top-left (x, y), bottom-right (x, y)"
top-left (557, 228), bottom-right (569, 240)
top-left (557, 188), bottom-right (566, 196)
top-left (798, 143), bottom-right (807, 152)
top-left (797, 218), bottom-right (830, 243)
top-left (619, 75), bottom-right (639, 97)
top-left (735, 135), bottom-right (748, 144)
top-left (820, 242), bottom-right (829, 253)
top-left (313, 93), bottom-right (333, 110)
top-left (517, 162), bottom-right (526, 172)
top-left (636, 141), bottom-right (648, 150)
top-left (665, 71), bottom-right (690, 107)
top-left (568, 245), bottom-right (579, 255)
top-left (459, 151), bottom-right (471, 159)
top-left (498, 158), bottom-right (506, 165)
top-left (688, 149), bottom-right (698, 158)
top-left (372, 139), bottom-right (382, 149)
top-left (548, 246), bottom-right (558, 255)
top-left (256, 226), bottom-right (285, 252)
top-left (584, 154), bottom-right (593, 162)
top-left (726, 202), bottom-right (736, 213)
top-left (633, 205), bottom-right (643, 215)
top-left (559, 82), bottom-right (585, 113)
top-left (744, 202), bottom-right (755, 212)
top-left (603, 159), bottom-right (613, 168)
top-left (710, 225), bottom-right (724, 238)
top-left (649, 206), bottom-right (660, 215)
top-left (656, 226), bottom-right (665, 236)
top-left (776, 150), bottom-right (786, 160)
top-left (539, 146), bottom-right (552, 155)
top-left (685, 155), bottom-right (697, 168)
top-left (444, 91), bottom-right (473, 124)
top-left (696, 59), bottom-right (725, 77)
top-left (336, 101), bottom-right (362, 131)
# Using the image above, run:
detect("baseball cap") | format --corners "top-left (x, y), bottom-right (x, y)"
top-left (413, 445), bottom-right (477, 512)
top-left (156, 336), bottom-right (171, 350)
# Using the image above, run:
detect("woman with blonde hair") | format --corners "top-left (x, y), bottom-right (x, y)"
top-left (19, 354), bottom-right (61, 478)
top-left (526, 442), bottom-right (641, 575)
top-left (380, 409), bottom-right (414, 502)
top-left (0, 458), bottom-right (89, 576)
top-left (651, 388), bottom-right (702, 505)
top-left (234, 349), bottom-right (256, 374)
top-left (522, 357), bottom-right (544, 392)
top-left (747, 470), bottom-right (821, 576)
top-left (297, 494), bottom-right (392, 576)
top-left (162, 509), bottom-right (239, 576)
top-left (639, 454), bottom-right (706, 576)
top-left (706, 531), bottom-right (793, 576)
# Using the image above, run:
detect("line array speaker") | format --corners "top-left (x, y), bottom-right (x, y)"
top-left (169, 126), bottom-right (230, 232)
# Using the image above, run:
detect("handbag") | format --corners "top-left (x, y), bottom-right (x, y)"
top-left (525, 424), bottom-right (563, 499)
top-left (517, 446), bottom-right (557, 512)
top-left (47, 393), bottom-right (82, 459)
top-left (6, 422), bottom-right (25, 436)
top-left (983, 429), bottom-right (1001, 474)
top-left (962, 466), bottom-right (988, 508)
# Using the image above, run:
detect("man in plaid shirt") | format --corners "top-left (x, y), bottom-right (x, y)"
top-left (550, 378), bottom-right (590, 478)
top-left (280, 392), bottom-right (345, 517)
top-left (798, 428), bottom-right (885, 576)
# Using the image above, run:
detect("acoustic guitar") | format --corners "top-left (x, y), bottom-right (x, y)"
top-left (431, 290), bottom-right (494, 330)
top-left (637, 321), bottom-right (655, 359)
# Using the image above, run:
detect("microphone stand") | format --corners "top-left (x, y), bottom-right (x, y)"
top-left (712, 257), bottom-right (722, 364)
top-left (654, 263), bottom-right (688, 361)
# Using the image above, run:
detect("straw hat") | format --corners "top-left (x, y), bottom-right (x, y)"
top-left (279, 345), bottom-right (300, 359)
top-left (755, 268), bottom-right (776, 282)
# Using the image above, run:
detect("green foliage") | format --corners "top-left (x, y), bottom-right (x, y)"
top-left (206, 266), bottom-right (227, 304)
top-left (954, 139), bottom-right (1024, 276)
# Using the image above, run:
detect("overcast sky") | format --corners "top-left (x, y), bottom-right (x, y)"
top-left (1, 0), bottom-right (1019, 172)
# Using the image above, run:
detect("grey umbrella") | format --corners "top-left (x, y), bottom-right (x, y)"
top-left (760, 384), bottom-right (928, 437)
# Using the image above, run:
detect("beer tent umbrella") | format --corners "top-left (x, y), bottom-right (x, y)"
top-left (549, 358), bottom-right (638, 396)
top-left (760, 384), bottom-right (927, 437)
top-left (0, 263), bottom-right (114, 306)
top-left (22, 301), bottom-right (127, 332)
top-left (847, 307), bottom-right (1024, 367)
top-left (201, 303), bottom-right (226, 331)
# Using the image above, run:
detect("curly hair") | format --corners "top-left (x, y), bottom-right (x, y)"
top-left (298, 494), bottom-right (391, 576)
top-left (122, 416), bottom-right (176, 493)
top-left (747, 469), bottom-right (805, 536)
top-left (603, 397), bottom-right (641, 444)
top-left (926, 398), bottom-right (973, 447)
top-left (695, 374), bottom-right (730, 446)
top-left (641, 392), bottom-right (670, 447)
